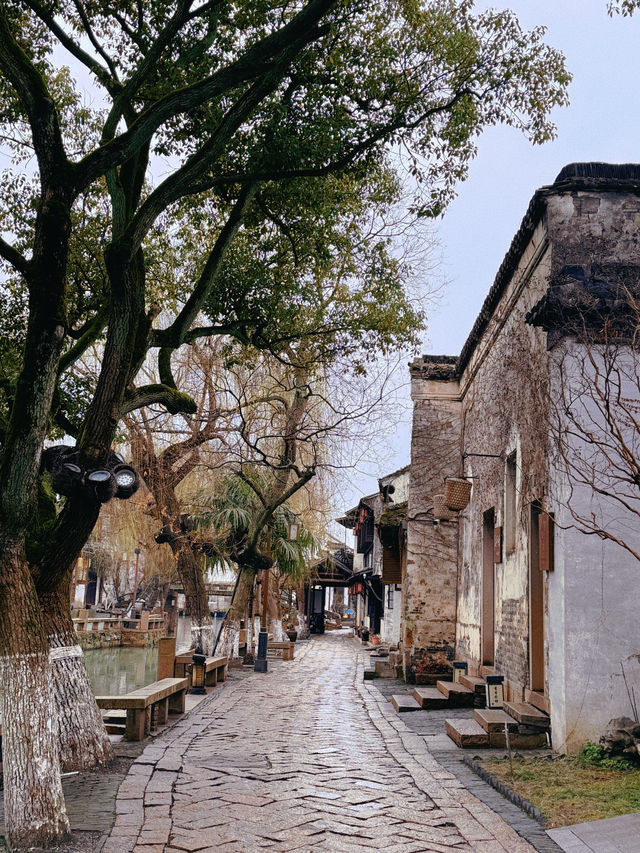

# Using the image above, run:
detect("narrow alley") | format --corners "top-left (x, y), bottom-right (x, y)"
top-left (103, 632), bottom-right (541, 852)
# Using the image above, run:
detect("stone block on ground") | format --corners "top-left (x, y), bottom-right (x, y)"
top-left (445, 718), bottom-right (489, 748)
top-left (474, 709), bottom-right (518, 733)
top-left (391, 694), bottom-right (421, 713)
top-left (412, 687), bottom-right (448, 709)
top-left (436, 681), bottom-right (475, 706)
top-left (363, 668), bottom-right (377, 681)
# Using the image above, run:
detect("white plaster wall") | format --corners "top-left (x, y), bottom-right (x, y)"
top-left (380, 587), bottom-right (402, 644)
top-left (549, 342), bottom-right (640, 751)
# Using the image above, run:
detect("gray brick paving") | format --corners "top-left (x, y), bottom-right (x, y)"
top-left (101, 630), bottom-right (539, 851)
top-left (365, 655), bottom-right (561, 852)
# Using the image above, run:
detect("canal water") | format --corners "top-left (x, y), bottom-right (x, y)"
top-left (84, 615), bottom-right (219, 695)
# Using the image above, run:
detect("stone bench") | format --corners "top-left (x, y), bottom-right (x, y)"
top-left (266, 641), bottom-right (294, 661)
top-left (96, 676), bottom-right (188, 741)
top-left (174, 652), bottom-right (228, 686)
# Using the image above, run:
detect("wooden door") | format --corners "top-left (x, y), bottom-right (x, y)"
top-left (482, 509), bottom-right (495, 666)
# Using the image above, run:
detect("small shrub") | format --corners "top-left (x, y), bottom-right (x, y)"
top-left (579, 741), bottom-right (634, 771)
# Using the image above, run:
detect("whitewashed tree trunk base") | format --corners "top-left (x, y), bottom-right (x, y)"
top-left (297, 611), bottom-right (309, 639)
top-left (0, 653), bottom-right (69, 849)
top-left (48, 640), bottom-right (113, 771)
top-left (219, 620), bottom-right (240, 660)
top-left (190, 617), bottom-right (215, 655)
top-left (271, 618), bottom-right (285, 642)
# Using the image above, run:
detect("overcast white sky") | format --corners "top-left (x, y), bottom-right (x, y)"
top-left (335, 0), bottom-right (640, 526)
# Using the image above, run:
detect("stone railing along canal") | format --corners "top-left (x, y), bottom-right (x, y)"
top-left (73, 609), bottom-right (167, 650)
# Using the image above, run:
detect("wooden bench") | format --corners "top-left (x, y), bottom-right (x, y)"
top-left (174, 652), bottom-right (228, 687)
top-left (96, 677), bottom-right (188, 741)
top-left (267, 641), bottom-right (294, 661)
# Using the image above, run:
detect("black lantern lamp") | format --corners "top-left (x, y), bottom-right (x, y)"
top-left (190, 653), bottom-right (207, 694)
top-left (485, 674), bottom-right (505, 709)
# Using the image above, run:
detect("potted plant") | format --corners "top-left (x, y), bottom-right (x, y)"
top-left (286, 623), bottom-right (298, 642)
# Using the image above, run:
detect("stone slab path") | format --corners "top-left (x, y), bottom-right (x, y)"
top-left (103, 631), bottom-right (538, 852)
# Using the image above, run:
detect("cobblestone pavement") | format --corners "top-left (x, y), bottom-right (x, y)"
top-left (103, 631), bottom-right (539, 852)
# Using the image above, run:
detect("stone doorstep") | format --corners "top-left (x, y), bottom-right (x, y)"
top-left (459, 674), bottom-right (486, 694)
top-left (374, 660), bottom-right (397, 678)
top-left (391, 694), bottom-right (421, 713)
top-left (503, 701), bottom-right (550, 728)
top-left (445, 718), bottom-right (489, 748)
top-left (436, 681), bottom-right (475, 706)
top-left (474, 709), bottom-right (518, 733)
top-left (412, 687), bottom-right (448, 710)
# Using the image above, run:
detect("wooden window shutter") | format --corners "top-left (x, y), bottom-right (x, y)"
top-left (494, 526), bottom-right (503, 564)
top-left (381, 543), bottom-right (402, 585)
top-left (539, 512), bottom-right (554, 572)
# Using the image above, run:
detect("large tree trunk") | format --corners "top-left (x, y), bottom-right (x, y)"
top-left (40, 581), bottom-right (113, 771)
top-left (175, 544), bottom-right (213, 653)
top-left (296, 582), bottom-right (310, 638)
top-left (270, 569), bottom-right (285, 641)
top-left (216, 569), bottom-right (254, 660)
top-left (0, 541), bottom-right (69, 849)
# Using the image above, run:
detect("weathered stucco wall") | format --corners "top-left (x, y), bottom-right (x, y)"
top-left (403, 376), bottom-right (461, 682)
top-left (457, 220), bottom-right (551, 690)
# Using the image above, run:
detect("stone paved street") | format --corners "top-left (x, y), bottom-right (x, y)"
top-left (103, 630), bottom-right (539, 852)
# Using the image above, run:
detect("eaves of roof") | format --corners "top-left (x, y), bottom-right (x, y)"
top-left (412, 163), bottom-right (640, 381)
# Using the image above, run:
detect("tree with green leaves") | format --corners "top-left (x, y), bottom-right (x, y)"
top-left (0, 0), bottom-right (570, 845)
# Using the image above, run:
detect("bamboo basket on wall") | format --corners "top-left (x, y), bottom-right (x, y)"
top-left (444, 477), bottom-right (472, 511)
top-left (433, 494), bottom-right (456, 521)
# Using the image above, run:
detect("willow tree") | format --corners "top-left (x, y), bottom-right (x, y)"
top-left (0, 0), bottom-right (570, 846)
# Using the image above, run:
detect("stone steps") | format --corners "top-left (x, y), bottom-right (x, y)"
top-left (435, 680), bottom-right (475, 707)
top-left (503, 701), bottom-right (550, 728)
top-left (445, 716), bottom-right (548, 749)
top-left (445, 718), bottom-right (489, 748)
top-left (459, 674), bottom-right (486, 695)
top-left (374, 659), bottom-right (397, 678)
top-left (474, 708), bottom-right (518, 733)
top-left (391, 694), bottom-right (421, 713)
top-left (412, 687), bottom-right (449, 709)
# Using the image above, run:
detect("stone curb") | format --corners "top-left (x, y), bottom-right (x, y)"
top-left (462, 754), bottom-right (546, 825)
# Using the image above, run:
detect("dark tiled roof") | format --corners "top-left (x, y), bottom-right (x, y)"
top-left (417, 163), bottom-right (640, 381)
top-left (409, 354), bottom-right (458, 379)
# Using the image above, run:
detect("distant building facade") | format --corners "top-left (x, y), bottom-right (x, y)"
top-left (339, 466), bottom-right (409, 645)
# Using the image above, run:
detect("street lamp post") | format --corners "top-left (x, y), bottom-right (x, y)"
top-left (254, 532), bottom-right (271, 674)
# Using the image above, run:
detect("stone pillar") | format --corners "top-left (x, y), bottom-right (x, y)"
top-left (403, 357), bottom-right (462, 683)
top-left (157, 636), bottom-right (177, 680)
